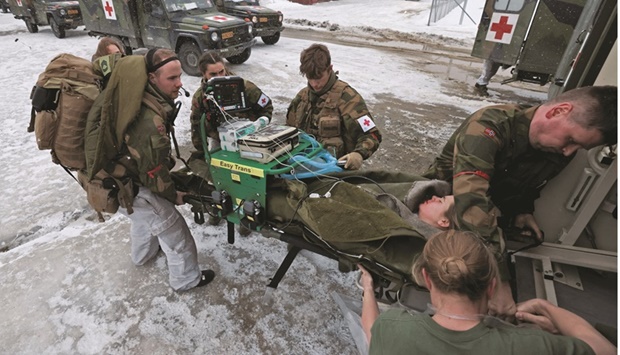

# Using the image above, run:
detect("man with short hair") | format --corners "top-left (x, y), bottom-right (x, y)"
top-left (117, 48), bottom-right (215, 291)
top-left (423, 85), bottom-right (617, 318)
top-left (286, 43), bottom-right (382, 170)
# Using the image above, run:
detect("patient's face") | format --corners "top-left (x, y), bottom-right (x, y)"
top-left (418, 195), bottom-right (455, 228)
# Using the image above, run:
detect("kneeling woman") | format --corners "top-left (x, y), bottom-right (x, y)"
top-left (359, 230), bottom-right (615, 355)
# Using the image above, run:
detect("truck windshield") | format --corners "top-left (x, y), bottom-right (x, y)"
top-left (225, 0), bottom-right (261, 5)
top-left (163, 0), bottom-right (215, 12)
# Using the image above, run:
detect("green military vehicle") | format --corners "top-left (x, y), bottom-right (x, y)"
top-left (79, 0), bottom-right (256, 76)
top-left (8, 0), bottom-right (83, 38)
top-left (214, 0), bottom-right (284, 45)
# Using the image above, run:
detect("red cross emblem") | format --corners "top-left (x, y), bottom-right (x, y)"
top-left (104, 1), bottom-right (114, 17)
top-left (260, 97), bottom-right (267, 105)
top-left (490, 16), bottom-right (513, 40)
top-left (212, 16), bottom-right (229, 21)
top-left (484, 128), bottom-right (496, 138)
top-left (16, 0), bottom-right (22, 6)
top-left (363, 119), bottom-right (370, 127)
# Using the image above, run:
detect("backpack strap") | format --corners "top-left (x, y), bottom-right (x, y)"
top-left (142, 93), bottom-right (192, 170)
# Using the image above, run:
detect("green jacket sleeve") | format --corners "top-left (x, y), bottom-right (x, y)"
top-left (339, 86), bottom-right (382, 159)
top-left (451, 110), bottom-right (509, 279)
top-left (244, 79), bottom-right (273, 121)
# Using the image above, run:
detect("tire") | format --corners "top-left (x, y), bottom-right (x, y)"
top-left (261, 32), bottom-right (280, 45)
top-left (50, 17), bottom-right (65, 38)
top-left (178, 42), bottom-right (202, 77)
top-left (1, 5), bottom-right (8, 13)
top-left (24, 20), bottom-right (38, 33)
top-left (226, 47), bottom-right (251, 65)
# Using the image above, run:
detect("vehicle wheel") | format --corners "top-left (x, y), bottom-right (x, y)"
top-left (261, 32), bottom-right (280, 45)
top-left (1, 5), bottom-right (8, 13)
top-left (226, 47), bottom-right (251, 65)
top-left (50, 17), bottom-right (65, 38)
top-left (178, 42), bottom-right (202, 77)
top-left (24, 20), bottom-right (38, 33)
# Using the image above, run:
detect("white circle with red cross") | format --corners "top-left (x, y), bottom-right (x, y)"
top-left (207, 15), bottom-right (235, 22)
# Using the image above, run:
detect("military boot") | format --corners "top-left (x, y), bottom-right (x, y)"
top-left (474, 83), bottom-right (490, 97)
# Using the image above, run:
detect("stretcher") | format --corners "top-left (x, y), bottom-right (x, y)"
top-left (177, 133), bottom-right (443, 302)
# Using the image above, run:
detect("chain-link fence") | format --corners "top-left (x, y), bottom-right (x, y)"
top-left (427, 0), bottom-right (476, 25)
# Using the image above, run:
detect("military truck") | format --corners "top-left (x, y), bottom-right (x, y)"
top-left (472, 0), bottom-right (589, 85)
top-left (8, 0), bottom-right (83, 38)
top-left (214, 0), bottom-right (284, 45)
top-left (79, 0), bottom-right (256, 77)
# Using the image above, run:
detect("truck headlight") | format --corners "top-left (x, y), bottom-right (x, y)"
top-left (60, 9), bottom-right (66, 15)
top-left (251, 16), bottom-right (257, 24)
top-left (211, 32), bottom-right (219, 42)
top-left (278, 15), bottom-right (283, 22)
top-left (248, 24), bottom-right (252, 34)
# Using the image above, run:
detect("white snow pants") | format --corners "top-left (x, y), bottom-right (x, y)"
top-left (119, 187), bottom-right (201, 291)
top-left (476, 59), bottom-right (501, 86)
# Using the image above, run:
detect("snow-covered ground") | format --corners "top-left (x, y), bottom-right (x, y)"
top-left (0, 0), bottom-right (549, 353)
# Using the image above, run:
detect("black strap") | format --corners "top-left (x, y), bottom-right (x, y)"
top-left (28, 106), bottom-right (36, 133)
top-left (507, 228), bottom-right (545, 257)
top-left (61, 164), bottom-right (79, 184)
top-left (145, 48), bottom-right (180, 73)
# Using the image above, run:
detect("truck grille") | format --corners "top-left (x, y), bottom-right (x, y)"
top-left (66, 5), bottom-right (81, 19)
top-left (221, 25), bottom-right (251, 47)
top-left (256, 15), bottom-right (280, 28)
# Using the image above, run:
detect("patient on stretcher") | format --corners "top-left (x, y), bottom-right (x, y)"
top-left (263, 172), bottom-right (457, 287)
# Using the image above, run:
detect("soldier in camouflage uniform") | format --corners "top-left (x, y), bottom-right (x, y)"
top-left (119, 48), bottom-right (215, 291)
top-left (286, 43), bottom-right (381, 170)
top-left (187, 52), bottom-right (272, 233)
top-left (423, 85), bottom-right (617, 319)
top-left (188, 52), bottom-right (272, 178)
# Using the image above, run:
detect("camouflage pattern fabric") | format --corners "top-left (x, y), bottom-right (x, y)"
top-left (286, 72), bottom-right (381, 159)
top-left (188, 78), bottom-right (273, 178)
top-left (121, 83), bottom-right (179, 203)
top-left (423, 104), bottom-right (573, 279)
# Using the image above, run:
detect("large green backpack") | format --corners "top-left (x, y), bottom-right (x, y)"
top-left (30, 53), bottom-right (102, 170)
top-left (30, 53), bottom-right (149, 221)
top-left (84, 54), bottom-right (149, 181)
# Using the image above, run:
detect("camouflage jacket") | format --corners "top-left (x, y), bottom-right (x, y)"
top-left (189, 78), bottom-right (273, 161)
top-left (423, 104), bottom-right (573, 278)
top-left (286, 73), bottom-right (381, 159)
top-left (121, 83), bottom-right (178, 203)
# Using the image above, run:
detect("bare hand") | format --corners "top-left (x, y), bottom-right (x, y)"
top-left (516, 299), bottom-right (559, 334)
top-left (488, 280), bottom-right (517, 323)
top-left (175, 191), bottom-right (187, 205)
top-left (514, 214), bottom-right (543, 241)
top-left (357, 264), bottom-right (375, 292)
